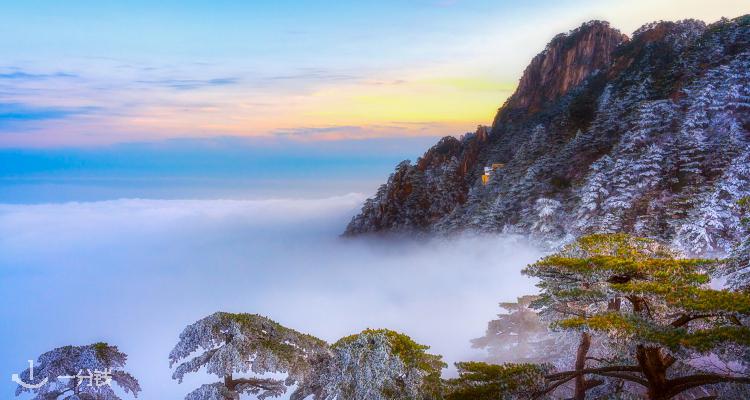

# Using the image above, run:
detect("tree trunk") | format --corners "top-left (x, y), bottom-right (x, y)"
top-left (636, 345), bottom-right (671, 400)
top-left (574, 332), bottom-right (592, 400)
top-left (224, 374), bottom-right (239, 399)
top-left (608, 297), bottom-right (621, 311)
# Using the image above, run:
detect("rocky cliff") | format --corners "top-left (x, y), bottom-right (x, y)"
top-left (497, 21), bottom-right (627, 119)
top-left (345, 16), bottom-right (750, 255)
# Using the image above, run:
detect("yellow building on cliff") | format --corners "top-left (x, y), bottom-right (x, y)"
top-left (481, 163), bottom-right (505, 185)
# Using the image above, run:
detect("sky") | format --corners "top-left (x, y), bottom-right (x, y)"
top-left (0, 1), bottom-right (748, 201)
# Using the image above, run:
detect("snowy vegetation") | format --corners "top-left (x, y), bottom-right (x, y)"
top-left (168, 318), bottom-right (444, 400)
top-left (168, 312), bottom-right (328, 400)
top-left (297, 329), bottom-right (445, 400)
top-left (15, 343), bottom-right (141, 400)
top-left (725, 196), bottom-right (750, 292)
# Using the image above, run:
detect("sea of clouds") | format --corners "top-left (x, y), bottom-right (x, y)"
top-left (0, 194), bottom-right (543, 398)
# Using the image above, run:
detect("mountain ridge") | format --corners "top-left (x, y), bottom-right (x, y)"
top-left (345, 15), bottom-right (750, 255)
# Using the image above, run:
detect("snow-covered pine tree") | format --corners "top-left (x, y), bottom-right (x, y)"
top-left (678, 83), bottom-right (714, 182)
top-left (295, 329), bottom-right (445, 400)
top-left (14, 343), bottom-right (141, 400)
top-left (727, 197), bottom-right (750, 292)
top-left (576, 155), bottom-right (612, 233)
top-left (471, 296), bottom-right (563, 365)
top-left (529, 197), bottom-right (568, 247)
top-left (674, 142), bottom-right (750, 255)
top-left (169, 312), bottom-right (328, 400)
top-left (599, 101), bottom-right (676, 232)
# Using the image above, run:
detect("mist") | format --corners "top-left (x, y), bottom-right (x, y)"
top-left (0, 194), bottom-right (544, 398)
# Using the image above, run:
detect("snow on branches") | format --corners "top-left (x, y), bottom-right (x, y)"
top-left (14, 343), bottom-right (141, 400)
top-left (169, 312), bottom-right (328, 400)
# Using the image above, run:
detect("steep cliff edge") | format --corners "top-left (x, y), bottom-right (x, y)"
top-left (345, 16), bottom-right (750, 255)
top-left (495, 21), bottom-right (627, 122)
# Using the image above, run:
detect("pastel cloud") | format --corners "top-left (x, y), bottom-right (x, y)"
top-left (0, 70), bottom-right (77, 80)
top-left (0, 1), bottom-right (746, 147)
top-left (0, 60), bottom-right (505, 147)
top-left (136, 77), bottom-right (240, 90)
top-left (0, 102), bottom-right (96, 130)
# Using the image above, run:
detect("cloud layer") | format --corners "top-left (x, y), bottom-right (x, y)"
top-left (0, 102), bottom-right (95, 129)
top-left (0, 195), bottom-right (544, 398)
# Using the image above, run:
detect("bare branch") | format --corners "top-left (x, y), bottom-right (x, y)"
top-left (667, 374), bottom-right (750, 397)
top-left (546, 365), bottom-right (642, 381)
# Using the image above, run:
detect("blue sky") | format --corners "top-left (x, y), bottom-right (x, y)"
top-left (0, 0), bottom-right (747, 200)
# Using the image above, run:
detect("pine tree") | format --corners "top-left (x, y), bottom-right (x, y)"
top-left (524, 234), bottom-right (750, 399)
top-left (444, 362), bottom-right (551, 400)
top-left (576, 155), bottom-right (612, 232)
top-left (677, 84), bottom-right (714, 182)
top-left (14, 343), bottom-right (141, 400)
top-left (727, 197), bottom-right (750, 292)
top-left (471, 296), bottom-right (562, 365)
top-left (577, 100), bottom-right (677, 236)
top-left (530, 198), bottom-right (566, 246)
top-left (297, 329), bottom-right (445, 400)
top-left (675, 151), bottom-right (750, 254)
top-left (169, 312), bottom-right (328, 400)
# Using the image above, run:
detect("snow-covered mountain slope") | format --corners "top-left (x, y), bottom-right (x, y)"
top-left (345, 16), bottom-right (750, 255)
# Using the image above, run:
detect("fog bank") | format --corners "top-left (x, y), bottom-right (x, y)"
top-left (0, 195), bottom-right (543, 398)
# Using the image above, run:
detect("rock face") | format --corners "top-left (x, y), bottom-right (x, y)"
top-left (346, 127), bottom-right (488, 233)
top-left (345, 16), bottom-right (750, 255)
top-left (498, 21), bottom-right (628, 119)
